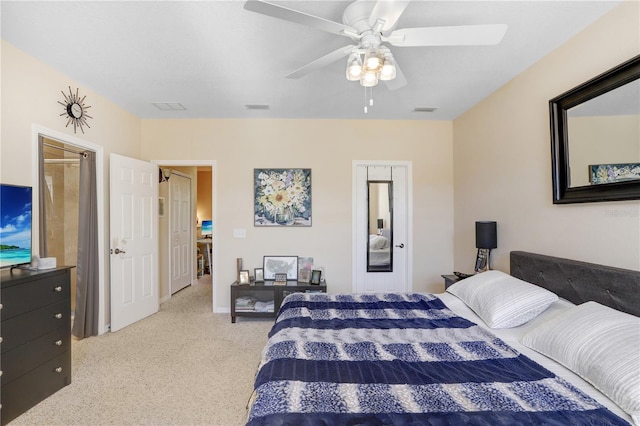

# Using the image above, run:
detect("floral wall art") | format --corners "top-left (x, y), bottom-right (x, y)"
top-left (254, 168), bottom-right (312, 226)
top-left (589, 163), bottom-right (640, 184)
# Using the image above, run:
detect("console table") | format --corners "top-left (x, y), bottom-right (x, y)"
top-left (230, 280), bottom-right (327, 323)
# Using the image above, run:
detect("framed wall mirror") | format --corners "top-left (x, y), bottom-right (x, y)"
top-left (550, 55), bottom-right (640, 204)
top-left (367, 180), bottom-right (393, 272)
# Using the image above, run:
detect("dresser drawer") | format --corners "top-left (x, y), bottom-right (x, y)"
top-left (0, 351), bottom-right (71, 426)
top-left (1, 327), bottom-right (70, 386)
top-left (1, 299), bottom-right (70, 353)
top-left (1, 270), bottom-right (70, 320)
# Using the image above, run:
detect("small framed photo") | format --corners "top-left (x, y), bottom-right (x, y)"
top-left (299, 269), bottom-right (311, 283)
top-left (310, 269), bottom-right (322, 285)
top-left (254, 268), bottom-right (264, 282)
top-left (239, 270), bottom-right (250, 285)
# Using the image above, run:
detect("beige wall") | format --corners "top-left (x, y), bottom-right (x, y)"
top-left (141, 119), bottom-right (454, 310)
top-left (453, 1), bottom-right (640, 272)
top-left (1, 41), bottom-right (142, 183)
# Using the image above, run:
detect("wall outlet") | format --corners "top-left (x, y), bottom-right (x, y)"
top-left (233, 228), bottom-right (246, 238)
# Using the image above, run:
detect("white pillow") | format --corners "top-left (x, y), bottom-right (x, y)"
top-left (446, 270), bottom-right (558, 328)
top-left (521, 302), bottom-right (640, 423)
top-left (369, 235), bottom-right (389, 250)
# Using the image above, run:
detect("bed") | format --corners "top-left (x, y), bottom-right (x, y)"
top-left (247, 251), bottom-right (639, 425)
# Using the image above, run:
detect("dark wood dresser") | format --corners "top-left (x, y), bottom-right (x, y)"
top-left (1, 267), bottom-right (72, 425)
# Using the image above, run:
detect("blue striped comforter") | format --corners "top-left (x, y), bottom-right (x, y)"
top-left (247, 292), bottom-right (628, 425)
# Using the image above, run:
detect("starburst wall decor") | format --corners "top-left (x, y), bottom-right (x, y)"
top-left (58, 86), bottom-right (92, 134)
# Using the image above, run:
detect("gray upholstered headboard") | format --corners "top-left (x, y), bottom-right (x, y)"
top-left (510, 251), bottom-right (640, 317)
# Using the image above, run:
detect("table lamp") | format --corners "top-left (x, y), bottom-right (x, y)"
top-left (475, 221), bottom-right (497, 273)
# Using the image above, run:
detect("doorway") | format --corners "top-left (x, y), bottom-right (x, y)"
top-left (33, 126), bottom-right (107, 335)
top-left (154, 160), bottom-right (216, 310)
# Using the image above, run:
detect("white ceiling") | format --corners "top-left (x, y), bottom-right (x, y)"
top-left (1, 1), bottom-right (622, 120)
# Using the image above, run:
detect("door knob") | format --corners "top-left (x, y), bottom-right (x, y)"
top-left (395, 243), bottom-right (405, 248)
top-left (114, 248), bottom-right (126, 254)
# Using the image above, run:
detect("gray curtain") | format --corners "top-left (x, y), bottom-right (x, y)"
top-left (72, 151), bottom-right (99, 338)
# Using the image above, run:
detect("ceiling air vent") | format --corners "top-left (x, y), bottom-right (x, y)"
top-left (153, 102), bottom-right (186, 111)
top-left (413, 107), bottom-right (438, 113)
top-left (245, 104), bottom-right (270, 110)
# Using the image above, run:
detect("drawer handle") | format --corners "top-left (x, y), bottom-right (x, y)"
top-left (54, 286), bottom-right (63, 292)
top-left (54, 313), bottom-right (63, 319)
top-left (55, 340), bottom-right (63, 346)
top-left (54, 367), bottom-right (63, 373)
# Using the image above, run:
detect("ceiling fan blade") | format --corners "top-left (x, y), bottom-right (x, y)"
top-left (244, 0), bottom-right (356, 37)
top-left (285, 45), bottom-right (358, 79)
top-left (384, 62), bottom-right (407, 91)
top-left (369, 1), bottom-right (411, 34)
top-left (386, 24), bottom-right (508, 47)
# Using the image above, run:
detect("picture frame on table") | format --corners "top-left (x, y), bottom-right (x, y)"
top-left (263, 256), bottom-right (298, 280)
top-left (254, 268), bottom-right (264, 282)
top-left (310, 269), bottom-right (322, 285)
top-left (274, 273), bottom-right (288, 286)
top-left (239, 270), bottom-right (250, 285)
top-left (299, 269), bottom-right (311, 283)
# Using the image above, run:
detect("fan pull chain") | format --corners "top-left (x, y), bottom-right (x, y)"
top-left (364, 87), bottom-right (368, 113)
top-left (363, 87), bottom-right (374, 113)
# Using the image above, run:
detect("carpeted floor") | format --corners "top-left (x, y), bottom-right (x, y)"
top-left (9, 277), bottom-right (273, 426)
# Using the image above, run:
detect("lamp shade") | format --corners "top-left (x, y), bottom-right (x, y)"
top-left (377, 219), bottom-right (384, 229)
top-left (476, 221), bottom-right (497, 249)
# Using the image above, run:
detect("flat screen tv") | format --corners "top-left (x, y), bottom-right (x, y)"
top-left (0, 184), bottom-right (33, 268)
top-left (201, 220), bottom-right (212, 237)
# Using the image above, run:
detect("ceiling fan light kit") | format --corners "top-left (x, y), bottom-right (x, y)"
top-left (346, 53), bottom-right (363, 81)
top-left (244, 0), bottom-right (507, 110)
top-left (345, 47), bottom-right (396, 87)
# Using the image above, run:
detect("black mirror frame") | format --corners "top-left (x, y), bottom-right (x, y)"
top-left (550, 55), bottom-right (640, 204)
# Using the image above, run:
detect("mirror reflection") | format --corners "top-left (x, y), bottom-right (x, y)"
top-left (567, 79), bottom-right (640, 187)
top-left (367, 181), bottom-right (393, 272)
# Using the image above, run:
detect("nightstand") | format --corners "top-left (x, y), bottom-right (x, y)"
top-left (441, 274), bottom-right (460, 289)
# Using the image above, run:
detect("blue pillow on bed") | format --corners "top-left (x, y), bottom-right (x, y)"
top-left (446, 270), bottom-right (558, 329)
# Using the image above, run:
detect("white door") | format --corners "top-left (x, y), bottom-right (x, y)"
top-left (110, 153), bottom-right (159, 332)
top-left (170, 173), bottom-right (192, 294)
top-left (353, 163), bottom-right (411, 293)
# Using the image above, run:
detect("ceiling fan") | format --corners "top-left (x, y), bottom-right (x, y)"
top-left (244, 0), bottom-right (508, 90)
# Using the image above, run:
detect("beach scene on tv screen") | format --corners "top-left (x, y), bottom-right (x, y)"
top-left (0, 185), bottom-right (32, 268)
